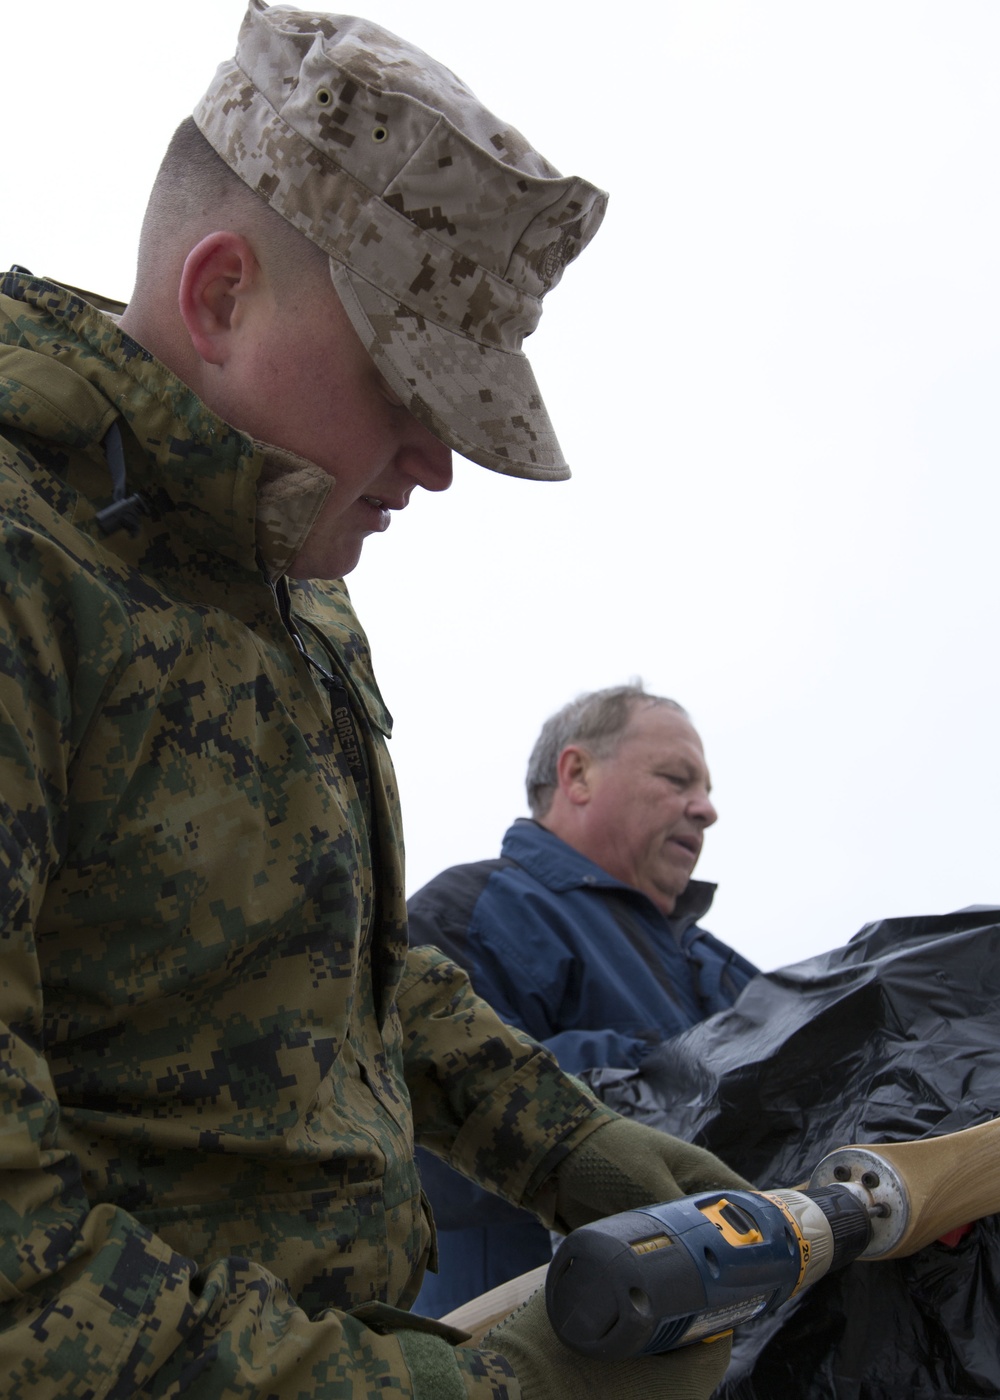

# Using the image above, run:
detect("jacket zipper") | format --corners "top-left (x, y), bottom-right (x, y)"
top-left (270, 574), bottom-right (372, 817)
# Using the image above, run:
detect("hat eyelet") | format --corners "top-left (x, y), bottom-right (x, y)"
top-left (371, 124), bottom-right (389, 143)
top-left (316, 87), bottom-right (333, 106)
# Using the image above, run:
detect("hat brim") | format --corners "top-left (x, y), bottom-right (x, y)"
top-left (329, 260), bottom-right (571, 482)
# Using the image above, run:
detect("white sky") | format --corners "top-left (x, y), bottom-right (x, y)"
top-left (6, 2), bottom-right (1000, 970)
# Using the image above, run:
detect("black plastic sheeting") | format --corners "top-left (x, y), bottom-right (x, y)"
top-left (587, 907), bottom-right (1000, 1399)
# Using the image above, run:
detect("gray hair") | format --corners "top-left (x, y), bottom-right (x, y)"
top-left (525, 683), bottom-right (687, 819)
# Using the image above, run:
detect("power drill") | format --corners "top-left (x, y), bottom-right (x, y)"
top-left (545, 1183), bottom-right (877, 1360)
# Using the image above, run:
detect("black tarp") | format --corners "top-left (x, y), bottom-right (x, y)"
top-left (588, 907), bottom-right (1000, 1398)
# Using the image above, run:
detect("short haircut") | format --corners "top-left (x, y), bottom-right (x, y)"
top-left (134, 118), bottom-right (328, 294)
top-left (525, 684), bottom-right (687, 819)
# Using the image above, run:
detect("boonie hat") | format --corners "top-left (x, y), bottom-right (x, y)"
top-left (194, 0), bottom-right (607, 480)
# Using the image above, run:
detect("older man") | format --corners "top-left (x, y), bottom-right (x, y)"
top-left (0, 6), bottom-right (750, 1398)
top-left (410, 684), bottom-right (757, 1313)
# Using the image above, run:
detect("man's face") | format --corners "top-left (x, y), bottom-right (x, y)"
top-left (220, 270), bottom-right (453, 579)
top-left (575, 704), bottom-right (717, 916)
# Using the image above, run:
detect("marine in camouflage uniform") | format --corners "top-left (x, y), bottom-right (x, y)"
top-left (0, 265), bottom-right (611, 1396)
top-left (0, 5), bottom-right (748, 1396)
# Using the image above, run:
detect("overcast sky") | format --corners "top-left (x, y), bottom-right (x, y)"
top-left (6, 2), bottom-right (1000, 970)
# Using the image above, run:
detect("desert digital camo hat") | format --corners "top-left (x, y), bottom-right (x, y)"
top-left (193, 1), bottom-right (607, 480)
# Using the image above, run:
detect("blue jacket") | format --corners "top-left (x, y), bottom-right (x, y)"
top-left (409, 819), bottom-right (757, 1314)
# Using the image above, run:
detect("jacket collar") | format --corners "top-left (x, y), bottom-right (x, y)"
top-left (0, 272), bottom-right (330, 578)
top-left (0, 272), bottom-right (392, 737)
top-left (500, 818), bottom-right (716, 935)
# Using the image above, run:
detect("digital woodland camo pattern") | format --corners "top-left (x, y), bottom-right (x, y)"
top-left (194, 1), bottom-right (608, 480)
top-left (0, 273), bottom-right (613, 1398)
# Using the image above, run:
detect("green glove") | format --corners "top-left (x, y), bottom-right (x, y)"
top-left (546, 1114), bottom-right (753, 1233)
top-left (484, 1285), bottom-right (731, 1400)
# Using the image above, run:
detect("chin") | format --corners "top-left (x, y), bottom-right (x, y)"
top-left (651, 881), bottom-right (687, 916)
top-left (289, 545), bottom-right (363, 580)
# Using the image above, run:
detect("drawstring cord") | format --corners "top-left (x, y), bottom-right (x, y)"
top-left (95, 421), bottom-right (149, 536)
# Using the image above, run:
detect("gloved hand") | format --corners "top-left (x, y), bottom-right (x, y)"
top-left (483, 1285), bottom-right (731, 1400)
top-left (543, 1113), bottom-right (753, 1233)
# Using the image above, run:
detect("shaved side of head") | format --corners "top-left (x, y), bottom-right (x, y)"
top-left (129, 118), bottom-right (329, 321)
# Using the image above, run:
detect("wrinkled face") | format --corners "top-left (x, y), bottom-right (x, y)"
top-left (222, 271), bottom-right (453, 578)
top-left (578, 704), bottom-right (717, 916)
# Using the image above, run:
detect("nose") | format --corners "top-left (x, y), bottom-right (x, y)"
top-left (689, 788), bottom-right (718, 828)
top-left (399, 421), bottom-right (453, 494)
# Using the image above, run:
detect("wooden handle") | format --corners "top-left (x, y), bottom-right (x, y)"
top-left (439, 1263), bottom-right (549, 1344)
top-left (861, 1116), bottom-right (1000, 1257)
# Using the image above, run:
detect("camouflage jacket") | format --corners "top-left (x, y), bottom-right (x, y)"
top-left (0, 274), bottom-right (608, 1398)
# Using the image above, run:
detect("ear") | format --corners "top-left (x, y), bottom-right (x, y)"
top-left (555, 745), bottom-right (594, 807)
top-left (177, 231), bottom-right (261, 367)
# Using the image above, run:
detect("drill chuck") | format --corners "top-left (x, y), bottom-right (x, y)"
top-left (545, 1185), bottom-right (872, 1360)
